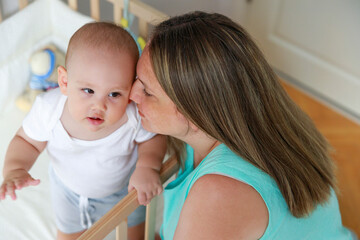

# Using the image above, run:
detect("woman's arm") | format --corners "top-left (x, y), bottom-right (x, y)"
top-left (174, 174), bottom-right (269, 240)
top-left (136, 134), bottom-right (166, 171)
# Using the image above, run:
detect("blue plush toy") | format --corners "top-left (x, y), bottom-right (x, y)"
top-left (16, 44), bottom-right (65, 112)
top-left (29, 48), bottom-right (59, 90)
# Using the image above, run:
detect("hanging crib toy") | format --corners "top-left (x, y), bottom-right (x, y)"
top-left (120, 0), bottom-right (146, 54)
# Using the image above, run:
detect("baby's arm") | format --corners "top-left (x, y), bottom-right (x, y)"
top-left (128, 134), bottom-right (167, 205)
top-left (0, 127), bottom-right (46, 200)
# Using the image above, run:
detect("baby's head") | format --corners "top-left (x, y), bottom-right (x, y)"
top-left (65, 21), bottom-right (139, 70)
top-left (58, 22), bottom-right (139, 133)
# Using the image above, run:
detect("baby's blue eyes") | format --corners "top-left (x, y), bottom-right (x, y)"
top-left (81, 88), bottom-right (121, 98)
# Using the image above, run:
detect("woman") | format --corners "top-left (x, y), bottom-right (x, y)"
top-left (130, 11), bottom-right (355, 239)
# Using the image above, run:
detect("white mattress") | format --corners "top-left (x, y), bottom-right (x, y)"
top-left (0, 108), bottom-right (55, 239)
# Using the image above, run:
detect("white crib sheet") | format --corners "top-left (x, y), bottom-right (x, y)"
top-left (0, 108), bottom-right (55, 239)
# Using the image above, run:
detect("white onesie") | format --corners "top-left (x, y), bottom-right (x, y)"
top-left (23, 88), bottom-right (155, 198)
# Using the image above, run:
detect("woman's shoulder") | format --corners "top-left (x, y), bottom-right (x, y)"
top-left (195, 144), bottom-right (279, 192)
top-left (175, 173), bottom-right (268, 239)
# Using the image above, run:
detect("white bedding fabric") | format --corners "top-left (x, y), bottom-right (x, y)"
top-left (0, 0), bottom-right (93, 116)
top-left (0, 109), bottom-right (55, 239)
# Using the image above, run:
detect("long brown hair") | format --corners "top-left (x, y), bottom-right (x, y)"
top-left (149, 11), bottom-right (336, 218)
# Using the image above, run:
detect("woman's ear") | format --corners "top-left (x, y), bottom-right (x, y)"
top-left (176, 109), bottom-right (199, 132)
top-left (188, 121), bottom-right (199, 132)
top-left (57, 66), bottom-right (68, 95)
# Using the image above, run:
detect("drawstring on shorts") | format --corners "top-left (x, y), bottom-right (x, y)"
top-left (79, 196), bottom-right (92, 229)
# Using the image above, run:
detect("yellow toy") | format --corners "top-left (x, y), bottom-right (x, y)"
top-left (16, 44), bottom-right (65, 112)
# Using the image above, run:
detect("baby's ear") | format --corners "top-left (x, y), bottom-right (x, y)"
top-left (57, 66), bottom-right (68, 95)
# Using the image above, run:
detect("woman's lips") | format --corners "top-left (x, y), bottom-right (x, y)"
top-left (87, 117), bottom-right (104, 125)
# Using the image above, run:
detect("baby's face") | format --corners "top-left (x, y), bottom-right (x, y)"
top-left (65, 48), bottom-right (136, 132)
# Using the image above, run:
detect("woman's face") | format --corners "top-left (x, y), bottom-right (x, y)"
top-left (130, 47), bottom-right (189, 137)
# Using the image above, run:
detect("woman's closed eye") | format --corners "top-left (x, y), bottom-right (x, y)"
top-left (135, 76), bottom-right (152, 97)
top-left (143, 88), bottom-right (152, 97)
top-left (82, 88), bottom-right (94, 94)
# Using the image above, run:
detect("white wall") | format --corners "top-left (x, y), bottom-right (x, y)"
top-left (141, 0), bottom-right (249, 24)
top-left (245, 0), bottom-right (360, 122)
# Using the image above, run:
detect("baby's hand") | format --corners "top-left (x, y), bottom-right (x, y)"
top-left (128, 166), bottom-right (163, 205)
top-left (0, 169), bottom-right (40, 200)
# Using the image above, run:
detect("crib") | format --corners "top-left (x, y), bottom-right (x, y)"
top-left (0, 0), bottom-right (178, 239)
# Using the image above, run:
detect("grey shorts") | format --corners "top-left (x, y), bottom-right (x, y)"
top-left (49, 165), bottom-right (145, 234)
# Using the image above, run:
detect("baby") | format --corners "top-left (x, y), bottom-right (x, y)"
top-left (0, 22), bottom-right (165, 240)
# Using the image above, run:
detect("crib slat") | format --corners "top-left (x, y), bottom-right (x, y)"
top-left (138, 19), bottom-right (148, 40)
top-left (116, 219), bottom-right (127, 240)
top-left (107, 0), bottom-right (168, 25)
top-left (145, 196), bottom-right (158, 240)
top-left (68, 0), bottom-right (78, 11)
top-left (18, 0), bottom-right (28, 9)
top-left (130, 0), bottom-right (169, 24)
top-left (90, 0), bottom-right (100, 21)
top-left (113, 0), bottom-right (123, 25)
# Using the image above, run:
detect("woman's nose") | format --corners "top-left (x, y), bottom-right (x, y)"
top-left (130, 80), bottom-right (141, 104)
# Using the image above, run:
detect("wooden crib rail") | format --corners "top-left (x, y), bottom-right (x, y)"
top-left (0, 1), bottom-right (168, 39)
top-left (0, 0), bottom-right (28, 23)
top-left (78, 155), bottom-right (179, 240)
top-left (69, 0), bottom-right (169, 39)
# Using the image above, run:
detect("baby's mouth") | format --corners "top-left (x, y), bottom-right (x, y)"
top-left (87, 116), bottom-right (104, 125)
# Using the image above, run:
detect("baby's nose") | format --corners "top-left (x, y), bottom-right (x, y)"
top-left (92, 96), bottom-right (107, 111)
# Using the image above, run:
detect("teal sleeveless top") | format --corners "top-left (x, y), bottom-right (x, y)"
top-left (160, 144), bottom-right (352, 239)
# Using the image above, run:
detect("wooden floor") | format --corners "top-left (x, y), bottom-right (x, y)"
top-left (282, 81), bottom-right (360, 236)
